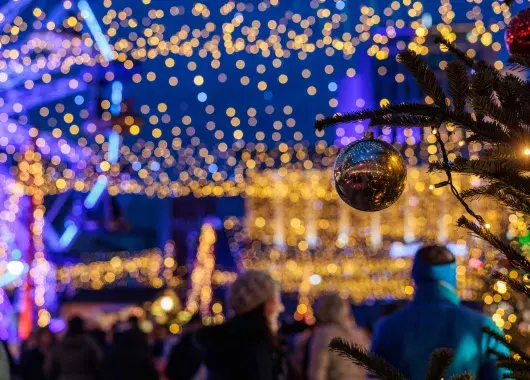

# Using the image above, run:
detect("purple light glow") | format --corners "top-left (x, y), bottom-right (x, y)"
top-left (336, 61), bottom-right (375, 147)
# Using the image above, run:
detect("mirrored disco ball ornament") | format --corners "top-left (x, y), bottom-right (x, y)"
top-left (333, 133), bottom-right (407, 212)
top-left (506, 7), bottom-right (530, 55)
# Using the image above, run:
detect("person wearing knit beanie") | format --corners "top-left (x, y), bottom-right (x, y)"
top-left (228, 270), bottom-right (283, 333)
top-left (228, 270), bottom-right (277, 315)
top-left (197, 270), bottom-right (286, 379)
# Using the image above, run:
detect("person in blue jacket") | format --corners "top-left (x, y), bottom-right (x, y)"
top-left (371, 245), bottom-right (509, 380)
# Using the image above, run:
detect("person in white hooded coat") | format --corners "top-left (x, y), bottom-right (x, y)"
top-left (307, 293), bottom-right (370, 380)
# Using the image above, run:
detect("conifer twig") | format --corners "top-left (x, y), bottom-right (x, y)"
top-left (449, 373), bottom-right (474, 380)
top-left (491, 271), bottom-right (530, 298)
top-left (497, 359), bottom-right (530, 372)
top-left (329, 339), bottom-right (408, 380)
top-left (503, 371), bottom-right (530, 380)
top-left (425, 348), bottom-right (453, 380)
top-left (482, 327), bottom-right (530, 362)
top-left (433, 36), bottom-right (475, 67)
top-left (458, 217), bottom-right (530, 272)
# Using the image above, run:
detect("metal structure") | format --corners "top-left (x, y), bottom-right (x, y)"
top-left (0, 0), bottom-right (122, 339)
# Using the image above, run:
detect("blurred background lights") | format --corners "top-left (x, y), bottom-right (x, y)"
top-left (309, 274), bottom-right (322, 286)
top-left (7, 261), bottom-right (25, 276)
top-left (160, 296), bottom-right (174, 312)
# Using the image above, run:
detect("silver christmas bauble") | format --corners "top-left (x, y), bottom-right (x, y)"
top-left (333, 135), bottom-right (407, 212)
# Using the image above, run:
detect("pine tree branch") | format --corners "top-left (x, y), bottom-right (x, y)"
top-left (460, 183), bottom-right (530, 215)
top-left (397, 50), bottom-right (447, 107)
top-left (425, 348), bottom-right (453, 380)
top-left (471, 96), bottom-right (516, 132)
top-left (445, 61), bottom-right (469, 114)
top-left (449, 373), bottom-right (474, 380)
top-left (491, 271), bottom-right (530, 298)
top-left (482, 327), bottom-right (530, 362)
top-left (508, 54), bottom-right (530, 72)
top-left (313, 104), bottom-right (436, 130)
top-left (429, 158), bottom-right (530, 197)
top-left (488, 349), bottom-right (513, 362)
top-left (504, 371), bottom-right (530, 380)
top-left (438, 111), bottom-right (511, 143)
top-left (480, 145), bottom-right (518, 161)
top-left (470, 62), bottom-right (499, 102)
top-left (329, 338), bottom-right (408, 380)
top-left (457, 216), bottom-right (530, 272)
top-left (315, 107), bottom-right (512, 143)
top-left (369, 114), bottom-right (435, 128)
top-left (496, 74), bottom-right (527, 117)
top-left (434, 36), bottom-right (475, 67)
top-left (497, 360), bottom-right (530, 372)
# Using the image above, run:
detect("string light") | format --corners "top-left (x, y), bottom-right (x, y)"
top-left (57, 243), bottom-right (180, 291)
top-left (185, 223), bottom-right (216, 319)
top-left (0, 0), bottom-right (520, 335)
top-left (0, 0), bottom-right (509, 199)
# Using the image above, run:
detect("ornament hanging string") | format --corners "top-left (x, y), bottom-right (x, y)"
top-left (435, 127), bottom-right (485, 224)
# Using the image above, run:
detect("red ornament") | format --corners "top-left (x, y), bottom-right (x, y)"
top-left (506, 7), bottom-right (530, 55)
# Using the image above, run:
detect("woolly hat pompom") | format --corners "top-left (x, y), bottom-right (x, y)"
top-left (228, 270), bottom-right (276, 316)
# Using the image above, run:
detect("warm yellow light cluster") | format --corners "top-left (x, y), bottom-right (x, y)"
top-left (220, 167), bottom-right (506, 320)
top-left (56, 243), bottom-right (180, 291)
top-left (0, 1), bottom-right (513, 201)
top-left (243, 167), bottom-right (502, 250)
top-left (17, 146), bottom-right (52, 327)
top-left (185, 223), bottom-right (217, 318)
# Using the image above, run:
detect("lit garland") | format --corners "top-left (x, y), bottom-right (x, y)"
top-left (16, 145), bottom-right (53, 335)
top-left (484, 213), bottom-right (530, 339)
top-left (0, 0), bottom-right (522, 335)
top-left (222, 167), bottom-right (508, 322)
top-left (57, 241), bottom-right (180, 291)
top-left (241, 168), bottom-right (502, 250)
top-left (185, 223), bottom-right (216, 319)
top-left (0, 1), bottom-right (516, 199)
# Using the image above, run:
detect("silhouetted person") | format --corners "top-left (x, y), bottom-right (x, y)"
top-left (122, 316), bottom-right (149, 351)
top-left (151, 323), bottom-right (168, 360)
top-left (0, 341), bottom-right (10, 380)
top-left (101, 321), bottom-right (158, 380)
top-left (1, 340), bottom-right (15, 379)
top-left (47, 316), bottom-right (102, 380)
top-left (89, 327), bottom-right (107, 352)
top-left (165, 314), bottom-right (204, 380)
top-left (20, 327), bottom-right (55, 380)
top-left (371, 245), bottom-right (509, 380)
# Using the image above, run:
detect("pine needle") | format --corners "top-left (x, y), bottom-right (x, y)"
top-left (457, 216), bottom-right (530, 272)
top-left (445, 61), bottom-right (469, 113)
top-left (369, 114), bottom-right (435, 128)
top-left (313, 103), bottom-right (437, 130)
top-left (482, 327), bottom-right (530, 362)
top-left (497, 359), bottom-right (530, 372)
top-left (508, 54), bottom-right (530, 72)
top-left (472, 96), bottom-right (517, 131)
top-left (491, 271), bottom-right (530, 298)
top-left (329, 338), bottom-right (408, 380)
top-left (425, 348), bottom-right (453, 380)
top-left (449, 373), bottom-right (474, 380)
top-left (397, 50), bottom-right (447, 107)
top-left (433, 36), bottom-right (475, 67)
top-left (503, 371), bottom-right (530, 380)
top-left (460, 184), bottom-right (530, 215)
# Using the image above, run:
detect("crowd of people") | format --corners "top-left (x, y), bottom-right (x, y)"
top-left (0, 245), bottom-right (509, 380)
